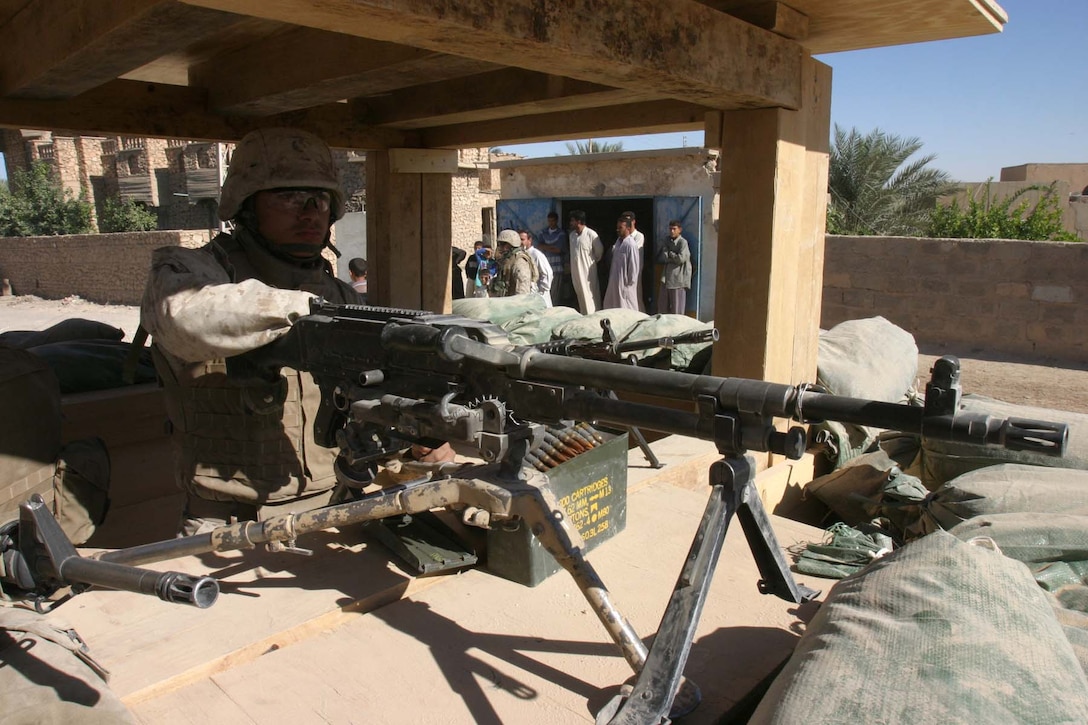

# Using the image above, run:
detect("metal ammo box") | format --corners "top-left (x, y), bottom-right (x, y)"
top-left (485, 430), bottom-right (628, 587)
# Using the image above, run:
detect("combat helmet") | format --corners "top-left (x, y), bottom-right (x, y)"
top-left (218, 128), bottom-right (345, 222)
top-left (496, 229), bottom-right (520, 247)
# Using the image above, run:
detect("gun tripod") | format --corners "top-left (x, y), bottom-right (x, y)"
top-left (6, 442), bottom-right (818, 724)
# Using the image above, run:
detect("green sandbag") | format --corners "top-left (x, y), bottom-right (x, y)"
top-left (922, 395), bottom-right (1088, 488)
top-left (813, 317), bottom-right (920, 468)
top-left (750, 530), bottom-right (1088, 724)
top-left (451, 294), bottom-right (546, 328)
top-left (951, 512), bottom-right (1088, 675)
top-left (905, 464), bottom-right (1088, 537)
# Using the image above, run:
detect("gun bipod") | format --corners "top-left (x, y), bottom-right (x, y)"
top-left (598, 455), bottom-right (821, 725)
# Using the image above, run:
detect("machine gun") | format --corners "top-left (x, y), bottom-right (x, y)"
top-left (0, 301), bottom-right (1070, 724)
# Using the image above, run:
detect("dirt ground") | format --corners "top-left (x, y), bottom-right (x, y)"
top-left (3, 294), bottom-right (1087, 415)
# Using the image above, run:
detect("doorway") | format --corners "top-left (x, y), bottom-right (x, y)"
top-left (559, 197), bottom-right (655, 312)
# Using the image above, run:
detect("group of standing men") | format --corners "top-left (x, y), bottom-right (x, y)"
top-left (455, 210), bottom-right (692, 317)
top-left (564, 210), bottom-right (692, 316)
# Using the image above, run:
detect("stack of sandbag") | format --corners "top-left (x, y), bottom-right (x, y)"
top-left (0, 318), bottom-right (156, 394)
top-left (813, 317), bottom-right (921, 470)
top-left (753, 529), bottom-right (1088, 723)
top-left (0, 345), bottom-right (111, 544)
top-left (451, 296), bottom-right (716, 371)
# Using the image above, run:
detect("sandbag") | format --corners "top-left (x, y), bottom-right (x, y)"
top-left (451, 294), bottom-right (546, 328)
top-left (552, 308), bottom-right (648, 342)
top-left (951, 512), bottom-right (1088, 675)
top-left (922, 394), bottom-right (1088, 488)
top-left (27, 340), bottom-right (157, 394)
top-left (877, 463), bottom-right (1088, 542)
top-left (0, 347), bottom-right (62, 491)
top-left (52, 438), bottom-right (111, 545)
top-left (813, 317), bottom-right (920, 468)
top-left (805, 449), bottom-right (906, 527)
top-left (750, 530), bottom-right (1088, 724)
top-left (0, 318), bottom-right (124, 350)
top-left (497, 306), bottom-right (582, 345)
top-left (0, 606), bottom-right (135, 724)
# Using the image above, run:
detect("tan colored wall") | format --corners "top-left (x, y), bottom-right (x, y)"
top-left (1001, 163), bottom-right (1088, 194)
top-left (0, 230), bottom-right (210, 305)
top-left (822, 235), bottom-right (1088, 362)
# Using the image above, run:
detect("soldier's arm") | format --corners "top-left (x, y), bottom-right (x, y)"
top-left (141, 246), bottom-right (313, 363)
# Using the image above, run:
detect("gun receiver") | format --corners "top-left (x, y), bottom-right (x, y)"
top-left (0, 300), bottom-right (1069, 723)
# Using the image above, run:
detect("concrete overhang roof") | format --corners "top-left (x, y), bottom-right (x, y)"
top-left (0, 0), bottom-right (1006, 149)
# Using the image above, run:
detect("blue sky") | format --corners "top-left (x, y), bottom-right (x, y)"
top-left (504, 0), bottom-right (1086, 182)
top-left (1, 2), bottom-right (1080, 184)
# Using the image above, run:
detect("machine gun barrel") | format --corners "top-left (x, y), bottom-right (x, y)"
top-left (14, 495), bottom-right (218, 608)
top-left (493, 343), bottom-right (1068, 457)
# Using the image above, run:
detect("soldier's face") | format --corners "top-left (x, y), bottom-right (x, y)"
top-left (254, 188), bottom-right (332, 258)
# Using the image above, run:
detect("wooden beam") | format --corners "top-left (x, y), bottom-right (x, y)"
top-left (0, 1), bottom-right (242, 99)
top-left (353, 68), bottom-right (650, 130)
top-left (699, 0), bottom-right (1006, 55)
top-left (178, 0), bottom-right (802, 110)
top-left (366, 151), bottom-right (421, 308)
top-left (712, 55), bottom-right (831, 386)
top-left (419, 100), bottom-right (711, 149)
top-left (421, 173), bottom-right (453, 313)
top-left (0, 80), bottom-right (416, 149)
top-left (715, 2), bottom-right (809, 41)
top-left (191, 27), bottom-right (498, 116)
top-left (388, 148), bottom-right (458, 174)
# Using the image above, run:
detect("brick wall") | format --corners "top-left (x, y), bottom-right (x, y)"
top-left (822, 235), bottom-right (1088, 362)
top-left (0, 231), bottom-right (211, 305)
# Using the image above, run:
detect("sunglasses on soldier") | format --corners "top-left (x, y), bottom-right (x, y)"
top-left (265, 188), bottom-right (332, 214)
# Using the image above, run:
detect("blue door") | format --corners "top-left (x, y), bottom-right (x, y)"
top-left (496, 198), bottom-right (560, 240)
top-left (652, 196), bottom-right (702, 318)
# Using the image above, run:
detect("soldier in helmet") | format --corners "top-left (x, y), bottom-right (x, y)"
top-left (140, 128), bottom-right (363, 535)
top-left (491, 229), bottom-right (538, 297)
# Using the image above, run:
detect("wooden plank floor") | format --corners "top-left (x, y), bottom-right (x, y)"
top-left (49, 439), bottom-right (835, 724)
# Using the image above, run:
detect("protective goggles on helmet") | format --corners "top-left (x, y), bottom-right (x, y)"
top-left (264, 189), bottom-right (333, 214)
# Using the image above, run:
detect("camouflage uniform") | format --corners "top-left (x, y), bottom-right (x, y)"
top-left (491, 230), bottom-right (539, 297)
top-left (140, 128), bottom-right (359, 534)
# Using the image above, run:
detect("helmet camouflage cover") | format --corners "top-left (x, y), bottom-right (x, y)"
top-left (218, 127), bottom-right (345, 222)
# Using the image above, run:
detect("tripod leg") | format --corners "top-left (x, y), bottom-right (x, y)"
top-left (602, 456), bottom-right (756, 725)
top-left (509, 480), bottom-right (649, 674)
top-left (625, 425), bottom-right (664, 469)
top-left (736, 478), bottom-right (821, 603)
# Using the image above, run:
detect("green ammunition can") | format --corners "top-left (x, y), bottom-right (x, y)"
top-left (485, 431), bottom-right (628, 587)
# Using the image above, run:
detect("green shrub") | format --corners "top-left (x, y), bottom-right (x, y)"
top-left (98, 197), bottom-right (159, 233)
top-left (929, 181), bottom-right (1079, 242)
top-left (0, 162), bottom-right (94, 236)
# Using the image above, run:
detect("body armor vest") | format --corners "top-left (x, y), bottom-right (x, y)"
top-left (156, 230), bottom-right (358, 505)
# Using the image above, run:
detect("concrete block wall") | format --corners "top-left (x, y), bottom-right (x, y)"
top-left (0, 230), bottom-right (210, 305)
top-left (822, 235), bottom-right (1088, 362)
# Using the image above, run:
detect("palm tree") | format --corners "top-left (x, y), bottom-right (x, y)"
top-left (827, 125), bottom-right (955, 236)
top-left (564, 139), bottom-right (625, 155)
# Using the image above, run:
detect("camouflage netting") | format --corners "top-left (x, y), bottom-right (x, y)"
top-left (754, 530), bottom-right (1088, 724)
